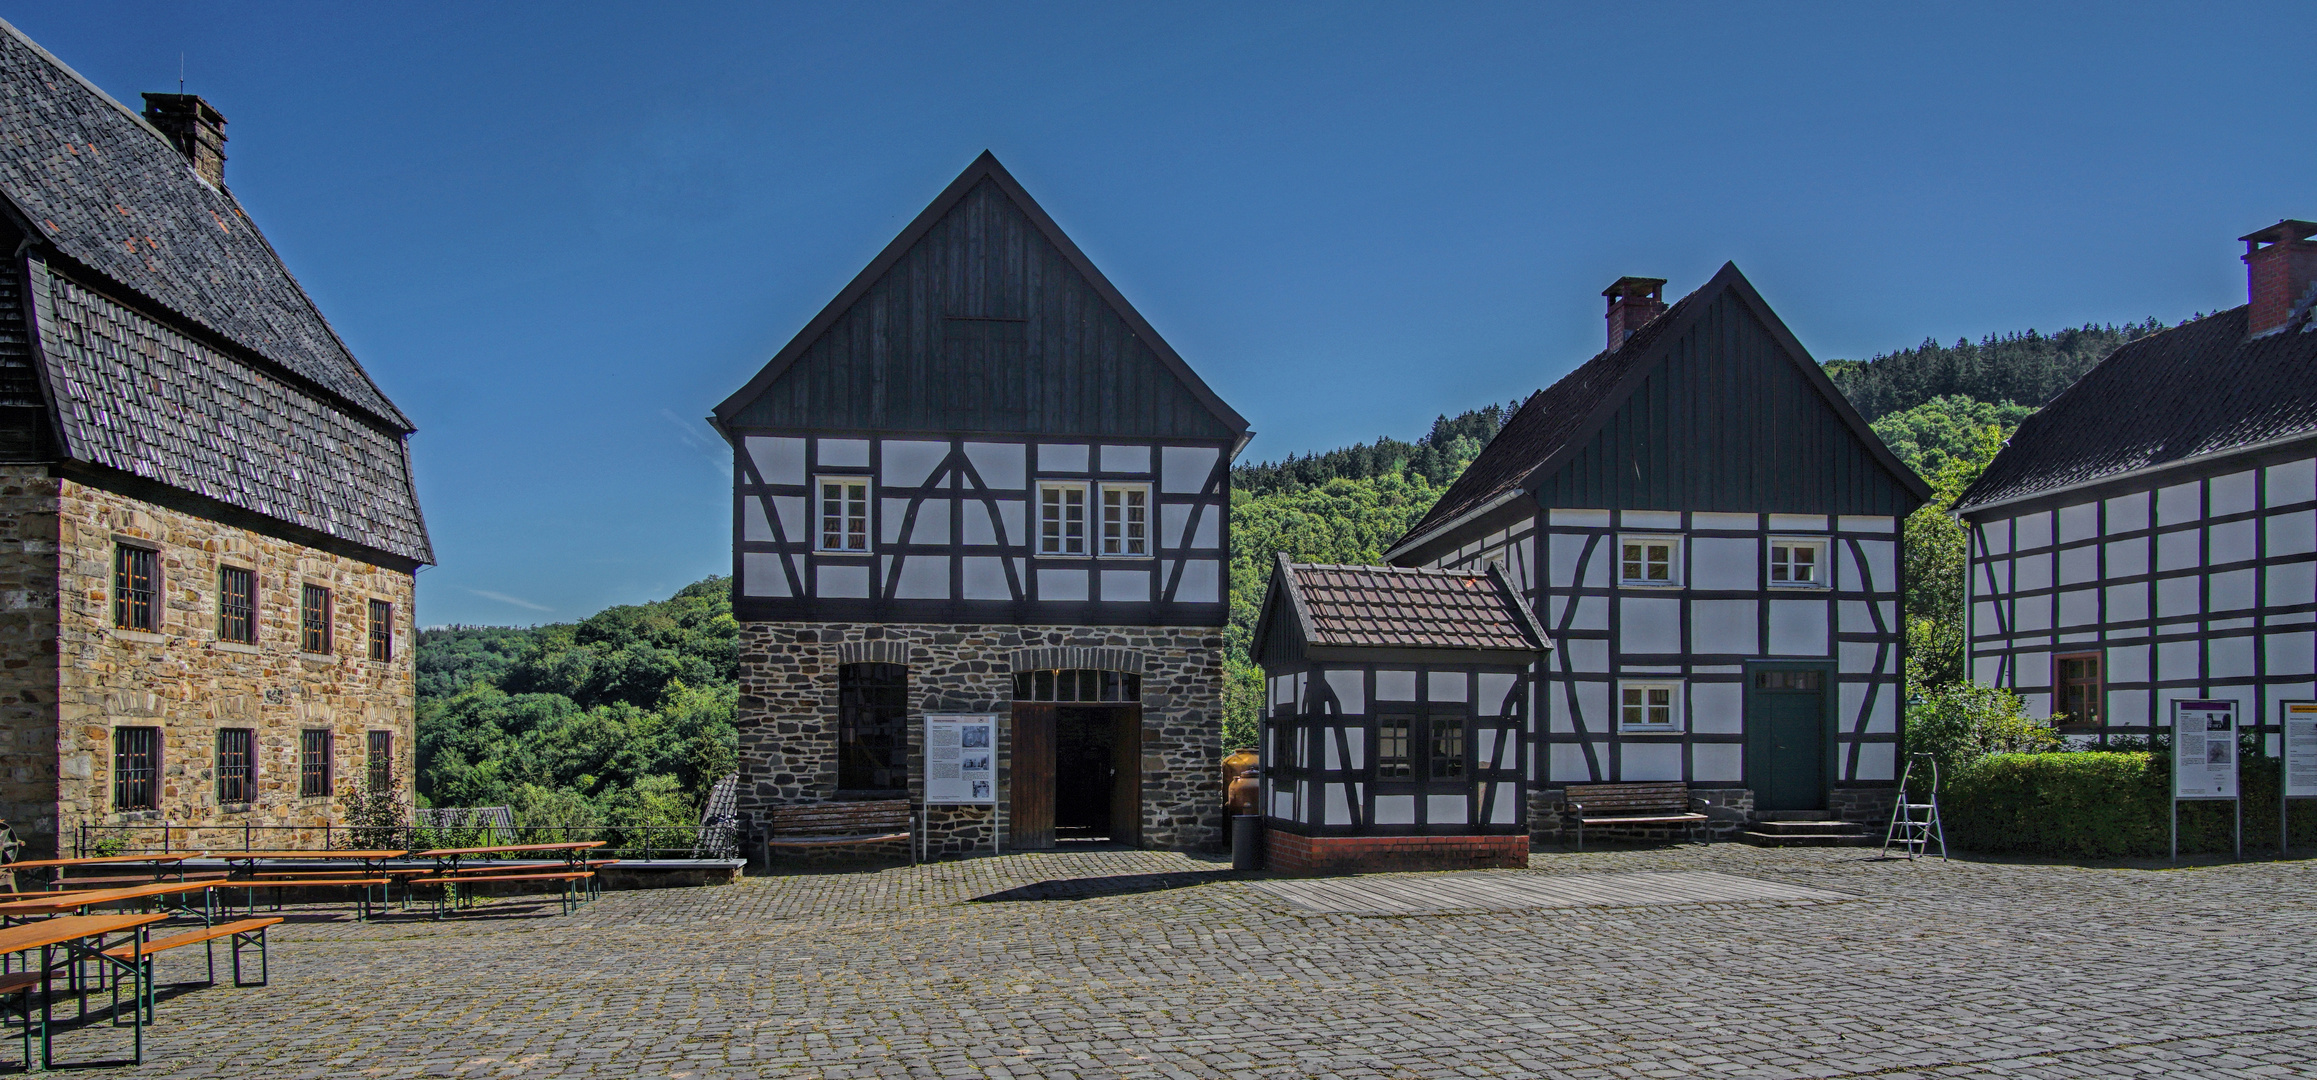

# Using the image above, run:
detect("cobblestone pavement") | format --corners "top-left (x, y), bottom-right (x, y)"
top-left (39, 844), bottom-right (2317, 1078)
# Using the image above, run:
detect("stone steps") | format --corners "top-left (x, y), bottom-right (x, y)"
top-left (1738, 817), bottom-right (1878, 847)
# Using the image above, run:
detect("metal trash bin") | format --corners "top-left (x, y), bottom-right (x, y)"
top-left (1231, 815), bottom-right (1263, 871)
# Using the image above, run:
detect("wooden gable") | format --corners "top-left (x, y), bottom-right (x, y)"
top-left (715, 153), bottom-right (1247, 443)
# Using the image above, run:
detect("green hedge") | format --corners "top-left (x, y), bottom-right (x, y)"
top-left (1945, 752), bottom-right (2317, 858)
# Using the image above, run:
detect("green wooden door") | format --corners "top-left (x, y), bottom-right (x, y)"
top-left (1746, 672), bottom-right (1826, 812)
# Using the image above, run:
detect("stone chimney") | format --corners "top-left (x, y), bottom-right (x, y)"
top-left (1604, 276), bottom-right (1668, 351)
top-left (2240, 219), bottom-right (2317, 337)
top-left (140, 93), bottom-right (227, 188)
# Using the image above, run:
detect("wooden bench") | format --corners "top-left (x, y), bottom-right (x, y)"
top-left (763, 800), bottom-right (915, 866)
top-left (406, 872), bottom-right (594, 917)
top-left (231, 872), bottom-right (392, 919)
top-left (50, 870), bottom-right (231, 890)
top-left (100, 916), bottom-right (283, 1010)
top-left (1556, 782), bottom-right (1710, 850)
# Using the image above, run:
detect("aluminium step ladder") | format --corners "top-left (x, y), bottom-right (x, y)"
top-left (1881, 752), bottom-right (1947, 860)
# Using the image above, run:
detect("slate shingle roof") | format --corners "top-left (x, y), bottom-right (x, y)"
top-left (1955, 305), bottom-right (2317, 512)
top-left (1275, 559), bottom-right (1548, 653)
top-left (0, 19), bottom-right (430, 565)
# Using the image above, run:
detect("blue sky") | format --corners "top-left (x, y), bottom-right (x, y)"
top-left (9, 2), bottom-right (2312, 626)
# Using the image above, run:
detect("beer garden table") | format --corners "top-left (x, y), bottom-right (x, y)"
top-left (0, 913), bottom-right (170, 1068)
top-left (408, 842), bottom-right (607, 916)
top-left (0, 881), bottom-right (220, 928)
top-left (2, 853), bottom-right (205, 891)
top-left (212, 851), bottom-right (408, 917)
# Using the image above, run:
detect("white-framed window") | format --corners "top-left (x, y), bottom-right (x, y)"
top-left (1768, 538), bottom-right (1828, 587)
top-left (817, 476), bottom-right (871, 552)
top-left (1618, 535), bottom-right (1680, 586)
top-left (1038, 481), bottom-right (1089, 556)
top-left (1617, 681), bottom-right (1682, 731)
top-left (1100, 483), bottom-right (1150, 557)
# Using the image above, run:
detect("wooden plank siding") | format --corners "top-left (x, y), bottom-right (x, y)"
top-left (727, 178), bottom-right (1235, 442)
top-left (1534, 291), bottom-right (1916, 517)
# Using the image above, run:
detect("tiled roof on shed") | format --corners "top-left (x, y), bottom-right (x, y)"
top-left (1956, 305), bottom-right (2317, 511)
top-left (1276, 559), bottom-right (1547, 653)
top-left (0, 20), bottom-right (409, 429)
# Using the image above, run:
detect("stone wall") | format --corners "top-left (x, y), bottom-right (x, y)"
top-left (0, 471), bottom-right (418, 856)
top-left (735, 622), bottom-right (1225, 855)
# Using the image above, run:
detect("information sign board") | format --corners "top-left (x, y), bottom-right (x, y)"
top-left (2172, 699), bottom-right (2239, 799)
top-left (2285, 702), bottom-right (2317, 800)
top-left (924, 714), bottom-right (998, 805)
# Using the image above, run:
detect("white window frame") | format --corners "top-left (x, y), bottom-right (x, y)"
top-left (1616, 680), bottom-right (1683, 732)
top-left (816, 476), bottom-right (872, 553)
top-left (1767, 537), bottom-right (1830, 589)
top-left (1617, 534), bottom-right (1682, 587)
top-left (1037, 481), bottom-right (1090, 557)
top-left (1098, 483), bottom-right (1151, 558)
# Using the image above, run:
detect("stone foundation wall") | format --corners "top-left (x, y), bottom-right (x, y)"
top-left (1831, 786), bottom-right (1898, 827)
top-left (1265, 830), bottom-right (1528, 874)
top-left (735, 622), bottom-right (1225, 855)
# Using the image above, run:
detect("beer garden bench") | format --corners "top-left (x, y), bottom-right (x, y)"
top-left (1556, 782), bottom-right (1710, 850)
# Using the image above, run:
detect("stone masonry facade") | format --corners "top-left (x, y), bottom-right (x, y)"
top-left (736, 622), bottom-right (1226, 858)
top-left (0, 466), bottom-right (417, 856)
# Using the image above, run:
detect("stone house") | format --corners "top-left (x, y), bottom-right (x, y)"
top-left (1954, 220), bottom-right (2317, 747)
top-left (710, 153), bottom-right (1248, 856)
top-left (0, 22), bottom-right (433, 856)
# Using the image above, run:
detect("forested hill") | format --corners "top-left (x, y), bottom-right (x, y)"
top-left (1233, 401), bottom-right (1521, 495)
top-left (1821, 320), bottom-right (2164, 421)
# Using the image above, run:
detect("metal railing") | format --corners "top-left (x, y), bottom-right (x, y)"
top-left (73, 821), bottom-right (730, 861)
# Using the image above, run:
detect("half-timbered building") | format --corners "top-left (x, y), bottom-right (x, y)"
top-left (712, 153), bottom-right (1248, 856)
top-left (1384, 265), bottom-right (1931, 835)
top-left (0, 22), bottom-right (431, 856)
top-left (1955, 220), bottom-right (2317, 749)
top-left (1251, 557), bottom-right (1548, 871)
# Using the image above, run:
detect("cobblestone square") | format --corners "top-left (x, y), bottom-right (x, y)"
top-left (52, 845), bottom-right (2317, 1078)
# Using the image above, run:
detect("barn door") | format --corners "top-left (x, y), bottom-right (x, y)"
top-left (1010, 703), bottom-right (1056, 848)
top-left (1110, 705), bottom-right (1142, 846)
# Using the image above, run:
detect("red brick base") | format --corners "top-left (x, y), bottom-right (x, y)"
top-left (1264, 831), bottom-right (1529, 874)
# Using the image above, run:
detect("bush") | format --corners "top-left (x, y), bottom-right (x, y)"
top-left (1903, 680), bottom-right (2064, 783)
top-left (1946, 752), bottom-right (2317, 857)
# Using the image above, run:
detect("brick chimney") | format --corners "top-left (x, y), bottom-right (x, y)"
top-left (1604, 276), bottom-right (1668, 351)
top-left (140, 93), bottom-right (227, 188)
top-left (2240, 219), bottom-right (2317, 336)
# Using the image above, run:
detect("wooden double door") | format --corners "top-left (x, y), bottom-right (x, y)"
top-left (1010, 703), bottom-right (1141, 849)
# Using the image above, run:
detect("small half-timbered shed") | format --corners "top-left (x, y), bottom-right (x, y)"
top-left (711, 152), bottom-right (1249, 857)
top-left (1385, 264), bottom-right (1931, 834)
top-left (1955, 220), bottom-right (2317, 748)
top-left (1251, 557), bottom-right (1549, 872)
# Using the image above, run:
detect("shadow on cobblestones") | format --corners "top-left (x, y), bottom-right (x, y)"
top-left (968, 868), bottom-right (1235, 902)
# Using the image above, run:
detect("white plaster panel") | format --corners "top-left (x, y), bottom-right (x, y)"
top-left (2159, 639), bottom-right (2201, 681)
top-left (2267, 457), bottom-right (2316, 507)
top-left (961, 501), bottom-right (1000, 546)
top-left (1549, 533), bottom-right (1594, 588)
top-left (1769, 514), bottom-right (1827, 532)
top-left (963, 442), bottom-right (1025, 489)
top-left (2158, 528), bottom-right (2202, 571)
top-left (1160, 503), bottom-right (1192, 550)
top-left (1973, 654), bottom-right (2001, 684)
top-left (1620, 598), bottom-right (1683, 654)
top-left (880, 498), bottom-right (910, 544)
top-left (1693, 512), bottom-right (1756, 530)
top-left (2210, 470), bottom-right (2257, 516)
top-left (1190, 507), bottom-right (1219, 548)
top-left (1269, 675), bottom-right (1292, 707)
top-left (1038, 443), bottom-right (1089, 474)
top-left (1100, 570), bottom-right (1149, 603)
top-left (1342, 731), bottom-right (1365, 770)
top-left (1978, 520), bottom-right (2011, 557)
top-left (2105, 537), bottom-right (2147, 578)
top-left (2157, 576), bottom-right (2201, 619)
top-left (895, 555), bottom-right (949, 599)
top-left (745, 436), bottom-right (806, 485)
top-left (2108, 644), bottom-right (2149, 683)
top-left (1551, 509), bottom-right (1612, 527)
top-left (961, 557), bottom-right (1012, 600)
top-left (817, 563), bottom-right (870, 598)
top-left (2210, 519), bottom-right (2257, 564)
top-left (2157, 482), bottom-right (2201, 526)
top-left (2209, 635), bottom-right (2255, 679)
top-left (2058, 545), bottom-right (2099, 585)
top-left (998, 501), bottom-right (1025, 545)
top-left (743, 496), bottom-right (775, 542)
top-left (2012, 595), bottom-right (2051, 632)
top-left (1564, 639), bottom-right (1610, 673)
top-left (1161, 446), bottom-right (1219, 494)
top-left (882, 440), bottom-right (948, 488)
top-left (1428, 671), bottom-right (1468, 703)
top-left (2059, 588), bottom-right (2100, 627)
top-left (2265, 631), bottom-right (2315, 676)
top-left (1978, 558), bottom-right (2011, 595)
top-left (1691, 743), bottom-right (1743, 782)
top-left (1851, 743), bottom-right (1896, 782)
top-left (1838, 515), bottom-right (1895, 534)
top-left (1691, 538), bottom-right (1757, 591)
top-left (1863, 689), bottom-right (1897, 733)
top-left (1373, 795), bottom-right (1415, 825)
top-left (1270, 789), bottom-right (1293, 821)
top-left (1621, 510), bottom-right (1682, 529)
top-left (773, 495), bottom-right (806, 541)
top-left (2211, 568), bottom-right (2256, 611)
top-left (741, 552), bottom-right (790, 597)
top-left (1324, 669), bottom-right (1365, 715)
top-left (1839, 600), bottom-right (1875, 633)
top-left (1840, 682), bottom-right (1867, 732)
top-left (2058, 502), bottom-right (2100, 544)
top-left (1769, 601), bottom-right (1830, 656)
top-left (1692, 600), bottom-right (1758, 655)
top-left (2268, 511), bottom-right (2316, 557)
top-left (1426, 795), bottom-right (1468, 825)
top-left (908, 500), bottom-right (950, 545)
top-left (2269, 561), bottom-right (2315, 608)
top-left (1099, 445), bottom-right (1152, 474)
top-left (2106, 583), bottom-right (2148, 623)
top-left (1376, 669), bottom-right (1417, 701)
top-left (2108, 689), bottom-right (2149, 725)
top-left (1839, 640), bottom-right (1881, 673)
top-left (1972, 601), bottom-right (2000, 634)
top-left (1489, 784), bottom-right (1520, 824)
top-left (1317, 783), bottom-right (1349, 824)
top-left (2014, 511), bottom-right (2052, 551)
top-left (817, 438), bottom-right (869, 469)
top-left (1849, 540), bottom-right (1896, 592)
top-left (1620, 743), bottom-right (1682, 782)
top-left (1173, 559), bottom-right (1220, 603)
top-left (1549, 595), bottom-right (1609, 632)
top-left (1691, 680), bottom-right (1743, 733)
top-left (2014, 553), bottom-right (2052, 592)
top-left (1479, 672), bottom-right (1518, 717)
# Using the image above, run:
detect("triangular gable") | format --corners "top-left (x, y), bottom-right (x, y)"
top-left (713, 151), bottom-right (1249, 442)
